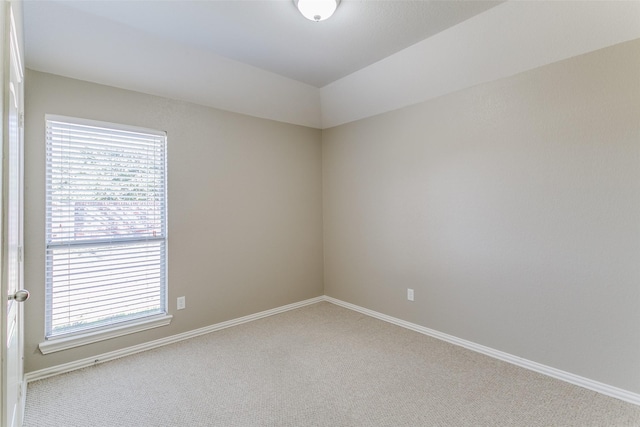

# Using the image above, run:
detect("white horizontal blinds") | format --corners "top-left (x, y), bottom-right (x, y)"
top-left (45, 116), bottom-right (167, 338)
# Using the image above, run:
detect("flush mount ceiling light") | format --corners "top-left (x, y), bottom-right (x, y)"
top-left (294, 0), bottom-right (341, 22)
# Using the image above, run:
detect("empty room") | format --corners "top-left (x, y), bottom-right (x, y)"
top-left (1, 0), bottom-right (639, 426)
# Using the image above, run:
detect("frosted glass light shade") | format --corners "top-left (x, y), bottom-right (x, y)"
top-left (295, 0), bottom-right (340, 22)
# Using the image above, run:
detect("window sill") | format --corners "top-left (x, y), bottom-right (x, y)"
top-left (38, 314), bottom-right (173, 355)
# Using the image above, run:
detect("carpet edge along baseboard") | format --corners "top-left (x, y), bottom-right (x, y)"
top-left (24, 295), bottom-right (640, 407)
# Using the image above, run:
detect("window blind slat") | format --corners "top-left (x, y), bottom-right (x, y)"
top-left (51, 290), bottom-right (161, 313)
top-left (50, 294), bottom-right (161, 317)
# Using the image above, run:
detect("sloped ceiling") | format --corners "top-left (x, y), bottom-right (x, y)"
top-left (23, 1), bottom-right (640, 129)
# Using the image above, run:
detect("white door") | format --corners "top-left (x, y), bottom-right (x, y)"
top-left (3, 4), bottom-right (26, 427)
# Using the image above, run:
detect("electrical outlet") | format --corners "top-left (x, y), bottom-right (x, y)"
top-left (177, 296), bottom-right (186, 310)
top-left (407, 288), bottom-right (414, 302)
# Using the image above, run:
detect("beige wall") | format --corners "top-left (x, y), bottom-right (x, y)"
top-left (323, 40), bottom-right (640, 393)
top-left (23, 39), bottom-right (640, 395)
top-left (24, 70), bottom-right (324, 372)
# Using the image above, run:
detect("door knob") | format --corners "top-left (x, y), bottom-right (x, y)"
top-left (9, 289), bottom-right (29, 302)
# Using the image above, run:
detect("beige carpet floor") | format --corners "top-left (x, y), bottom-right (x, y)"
top-left (24, 302), bottom-right (640, 426)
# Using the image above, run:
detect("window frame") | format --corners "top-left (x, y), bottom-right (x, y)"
top-left (40, 115), bottom-right (171, 353)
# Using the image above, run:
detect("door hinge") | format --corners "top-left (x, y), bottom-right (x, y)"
top-left (18, 112), bottom-right (24, 129)
top-left (18, 246), bottom-right (23, 263)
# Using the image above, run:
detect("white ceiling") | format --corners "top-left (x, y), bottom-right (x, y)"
top-left (21, 1), bottom-right (640, 129)
top-left (23, 0), bottom-right (501, 88)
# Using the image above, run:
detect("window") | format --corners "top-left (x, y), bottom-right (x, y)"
top-left (45, 115), bottom-right (168, 340)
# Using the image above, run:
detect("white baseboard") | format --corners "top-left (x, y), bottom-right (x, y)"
top-left (323, 296), bottom-right (640, 407)
top-left (24, 296), bottom-right (324, 383)
top-left (24, 294), bottom-right (640, 408)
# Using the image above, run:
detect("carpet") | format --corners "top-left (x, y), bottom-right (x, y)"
top-left (23, 302), bottom-right (640, 426)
